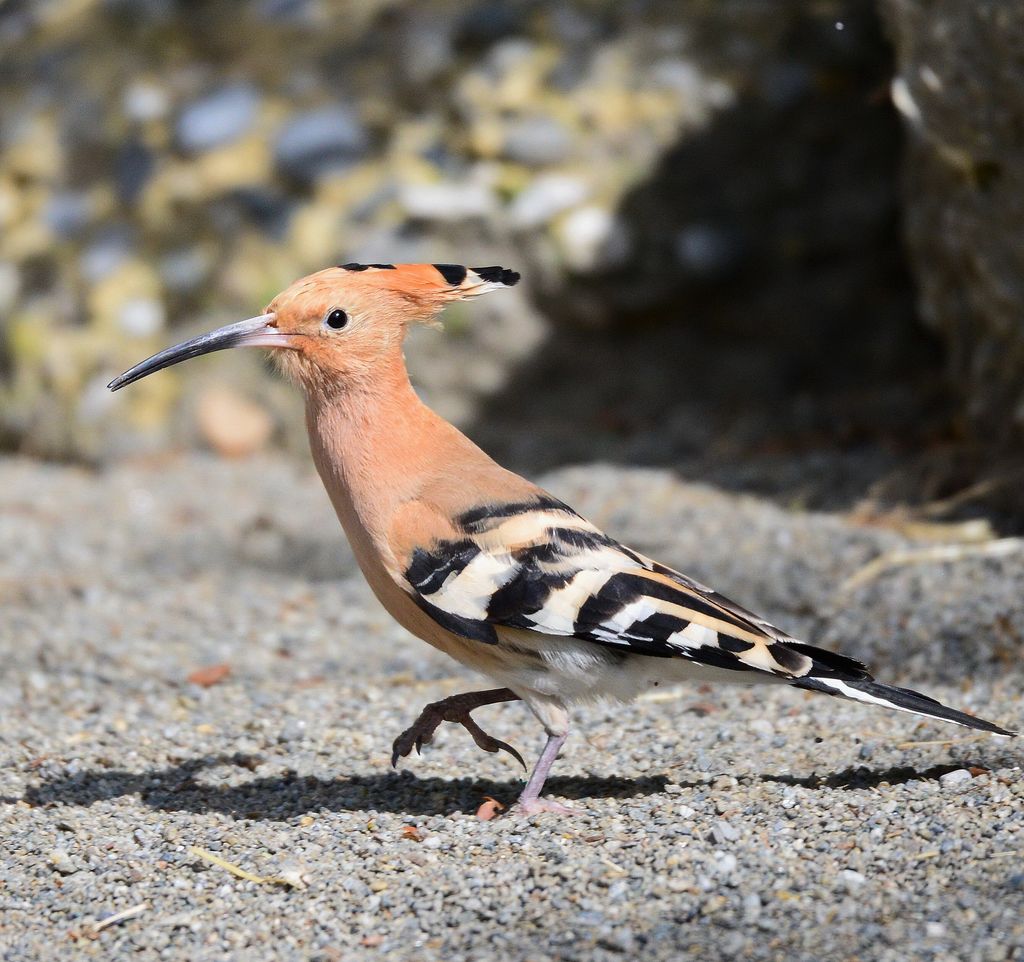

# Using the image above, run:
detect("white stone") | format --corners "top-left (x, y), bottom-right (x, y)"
top-left (49, 849), bottom-right (77, 875)
top-left (939, 768), bottom-right (973, 789)
top-left (714, 852), bottom-right (738, 876)
top-left (399, 181), bottom-right (497, 222)
top-left (891, 76), bottom-right (923, 129)
top-left (749, 718), bottom-right (774, 736)
top-left (557, 205), bottom-right (629, 271)
top-left (839, 869), bottom-right (866, 891)
top-left (79, 375), bottom-right (118, 422)
top-left (712, 819), bottom-right (739, 843)
top-left (123, 81), bottom-right (170, 122)
top-left (509, 174), bottom-right (589, 229)
top-left (177, 85), bottom-right (259, 153)
top-left (919, 66), bottom-right (943, 92)
top-left (118, 298), bottom-right (165, 338)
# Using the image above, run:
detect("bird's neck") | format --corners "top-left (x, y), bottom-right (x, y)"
top-left (303, 351), bottom-right (471, 539)
top-left (304, 349), bottom-right (542, 595)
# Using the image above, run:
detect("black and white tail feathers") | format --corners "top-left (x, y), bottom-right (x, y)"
top-left (790, 643), bottom-right (1014, 736)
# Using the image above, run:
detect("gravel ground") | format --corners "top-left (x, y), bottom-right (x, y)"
top-left (0, 454), bottom-right (1021, 962)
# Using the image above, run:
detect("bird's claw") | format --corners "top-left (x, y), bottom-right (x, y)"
top-left (391, 699), bottom-right (525, 771)
top-left (391, 713), bottom-right (441, 767)
top-left (460, 718), bottom-right (526, 771)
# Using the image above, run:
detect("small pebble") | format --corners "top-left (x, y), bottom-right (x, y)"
top-left (509, 174), bottom-right (588, 228)
top-left (399, 180), bottom-right (496, 222)
top-left (501, 116), bottom-right (573, 166)
top-left (176, 85), bottom-right (259, 152)
top-left (840, 869), bottom-right (867, 891)
top-left (274, 106), bottom-right (368, 180)
top-left (714, 852), bottom-right (738, 876)
top-left (939, 769), bottom-right (973, 790)
top-left (49, 849), bottom-right (77, 875)
top-left (711, 820), bottom-right (739, 843)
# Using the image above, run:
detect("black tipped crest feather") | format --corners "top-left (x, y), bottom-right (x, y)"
top-left (472, 266), bottom-right (520, 286)
top-left (433, 264), bottom-right (468, 285)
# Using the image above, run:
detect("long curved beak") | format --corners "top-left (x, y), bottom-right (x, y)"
top-left (107, 313), bottom-right (296, 392)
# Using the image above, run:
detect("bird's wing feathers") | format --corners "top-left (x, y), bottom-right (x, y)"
top-left (397, 494), bottom-right (844, 681)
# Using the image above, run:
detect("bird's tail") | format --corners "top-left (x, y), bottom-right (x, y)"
top-left (792, 674), bottom-right (1015, 736)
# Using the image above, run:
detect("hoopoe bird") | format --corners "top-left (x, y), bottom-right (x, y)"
top-left (109, 263), bottom-right (1014, 814)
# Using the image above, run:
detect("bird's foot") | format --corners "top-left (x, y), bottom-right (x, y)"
top-left (391, 694), bottom-right (526, 770)
top-left (512, 797), bottom-right (577, 817)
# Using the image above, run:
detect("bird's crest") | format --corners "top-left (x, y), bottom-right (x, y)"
top-left (333, 262), bottom-right (518, 322)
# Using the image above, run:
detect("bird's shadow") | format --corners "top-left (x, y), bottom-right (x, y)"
top-left (761, 762), bottom-right (987, 791)
top-left (11, 750), bottom-right (1017, 821)
top-left (14, 754), bottom-right (671, 819)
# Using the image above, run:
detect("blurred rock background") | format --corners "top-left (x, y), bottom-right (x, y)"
top-left (881, 0), bottom-right (1024, 446)
top-left (0, 0), bottom-right (1020, 519)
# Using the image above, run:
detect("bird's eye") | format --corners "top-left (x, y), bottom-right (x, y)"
top-left (324, 308), bottom-right (348, 330)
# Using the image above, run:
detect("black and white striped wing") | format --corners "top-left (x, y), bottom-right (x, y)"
top-left (400, 496), bottom-right (1015, 735)
top-left (402, 495), bottom-right (848, 680)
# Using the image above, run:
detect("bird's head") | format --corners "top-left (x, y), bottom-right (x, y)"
top-left (107, 263), bottom-right (520, 395)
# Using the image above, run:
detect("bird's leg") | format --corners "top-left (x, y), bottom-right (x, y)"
top-left (391, 688), bottom-right (525, 769)
top-left (514, 730), bottom-right (574, 816)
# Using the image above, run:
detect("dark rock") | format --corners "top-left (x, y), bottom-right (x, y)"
top-left (115, 141), bottom-right (153, 203)
top-left (273, 106), bottom-right (368, 182)
top-left (456, 3), bottom-right (527, 48)
top-left (226, 187), bottom-right (293, 237)
top-left (881, 0), bottom-right (1024, 444)
top-left (673, 223), bottom-right (745, 278)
